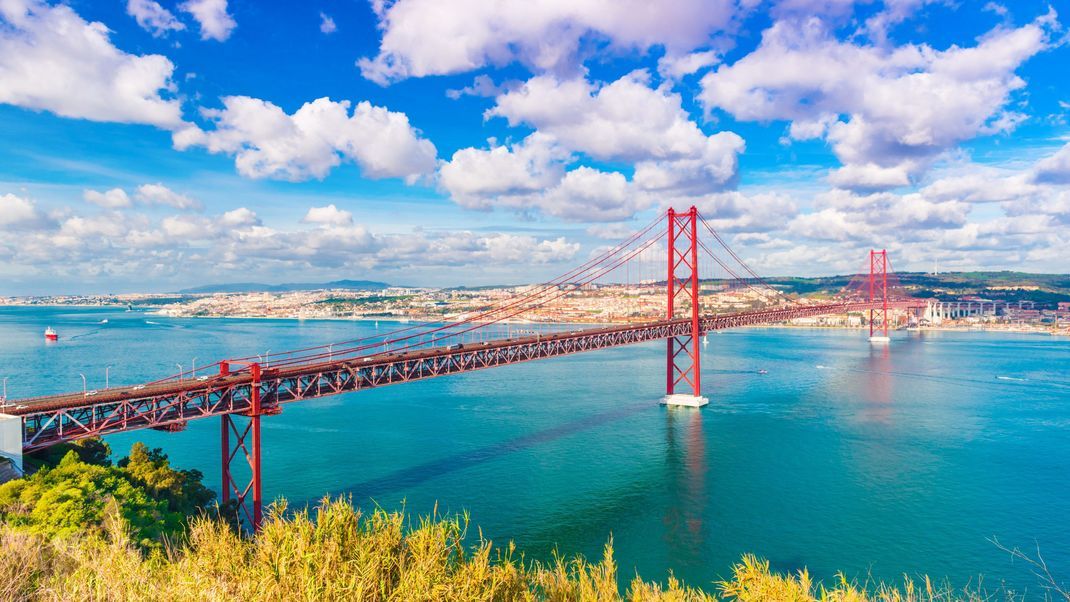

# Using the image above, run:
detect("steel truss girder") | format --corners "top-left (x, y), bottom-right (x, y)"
top-left (17, 301), bottom-right (921, 451)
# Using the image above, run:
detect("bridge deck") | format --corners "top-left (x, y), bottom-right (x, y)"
top-left (4, 301), bottom-right (922, 451)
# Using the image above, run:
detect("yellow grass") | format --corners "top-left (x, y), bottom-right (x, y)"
top-left (0, 497), bottom-right (1025, 601)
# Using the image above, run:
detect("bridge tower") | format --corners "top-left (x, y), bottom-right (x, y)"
top-left (219, 361), bottom-right (265, 532)
top-left (868, 249), bottom-right (890, 343)
top-left (663, 206), bottom-right (708, 407)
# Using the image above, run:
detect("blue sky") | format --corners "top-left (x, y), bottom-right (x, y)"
top-left (1, 0), bottom-right (1069, 295)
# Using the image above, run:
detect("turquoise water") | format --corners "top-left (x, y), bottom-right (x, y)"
top-left (2, 305), bottom-right (1069, 594)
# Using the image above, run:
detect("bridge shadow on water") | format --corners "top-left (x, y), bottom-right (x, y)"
top-left (300, 400), bottom-right (654, 507)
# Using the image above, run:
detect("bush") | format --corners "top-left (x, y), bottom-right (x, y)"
top-left (0, 441), bottom-right (214, 548)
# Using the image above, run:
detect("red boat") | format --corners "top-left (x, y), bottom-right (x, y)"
top-left (44, 326), bottom-right (58, 341)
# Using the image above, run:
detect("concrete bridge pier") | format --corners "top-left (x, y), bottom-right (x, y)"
top-left (0, 413), bottom-right (24, 477)
top-left (661, 393), bottom-right (710, 407)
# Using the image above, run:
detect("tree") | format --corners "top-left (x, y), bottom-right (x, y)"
top-left (119, 443), bottom-right (213, 515)
top-left (0, 443), bottom-right (214, 548)
top-left (27, 437), bottom-right (112, 468)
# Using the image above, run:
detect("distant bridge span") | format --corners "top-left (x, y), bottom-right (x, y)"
top-left (0, 207), bottom-right (922, 530)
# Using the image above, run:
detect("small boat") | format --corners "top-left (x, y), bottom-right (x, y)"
top-left (99, 319), bottom-right (109, 324)
top-left (44, 326), bottom-right (58, 341)
top-left (758, 369), bottom-right (768, 375)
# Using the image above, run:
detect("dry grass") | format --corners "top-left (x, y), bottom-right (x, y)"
top-left (0, 497), bottom-right (1044, 601)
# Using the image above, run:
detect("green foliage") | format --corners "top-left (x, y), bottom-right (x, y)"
top-left (26, 437), bottom-right (113, 469)
top-left (0, 442), bottom-right (214, 548)
top-left (118, 442), bottom-right (213, 515)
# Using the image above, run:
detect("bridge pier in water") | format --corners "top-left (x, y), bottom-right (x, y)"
top-left (219, 361), bottom-right (265, 532)
top-left (662, 206), bottom-right (708, 408)
top-left (868, 249), bottom-right (891, 344)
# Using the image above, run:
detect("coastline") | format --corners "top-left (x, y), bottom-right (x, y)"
top-left (0, 303), bottom-right (129, 308)
top-left (149, 310), bottom-right (1069, 337)
top-left (4, 304), bottom-right (1064, 337)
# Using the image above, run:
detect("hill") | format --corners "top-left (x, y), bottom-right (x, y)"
top-left (178, 279), bottom-right (391, 294)
top-left (736, 271), bottom-right (1070, 305)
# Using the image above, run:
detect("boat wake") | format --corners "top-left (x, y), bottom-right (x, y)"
top-left (68, 329), bottom-right (101, 340)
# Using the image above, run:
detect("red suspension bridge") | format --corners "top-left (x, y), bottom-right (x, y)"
top-left (0, 207), bottom-right (924, 530)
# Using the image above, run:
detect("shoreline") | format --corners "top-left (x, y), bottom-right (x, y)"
top-left (149, 310), bottom-right (1070, 337)
top-left (4, 305), bottom-right (1065, 337)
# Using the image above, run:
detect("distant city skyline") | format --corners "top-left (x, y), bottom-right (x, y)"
top-left (2, 0), bottom-right (1069, 295)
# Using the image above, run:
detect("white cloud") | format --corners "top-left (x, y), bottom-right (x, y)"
top-left (180, 0), bottom-right (235, 42)
top-left (135, 183), bottom-right (202, 210)
top-left (700, 12), bottom-right (1058, 190)
top-left (921, 171), bottom-right (1038, 204)
top-left (862, 0), bottom-right (939, 44)
top-left (302, 204), bottom-right (353, 226)
top-left (0, 199), bottom-right (582, 288)
top-left (766, 161), bottom-right (1070, 274)
top-left (906, 149), bottom-right (1070, 229)
top-left (438, 133), bottom-right (568, 208)
top-left (657, 50), bottom-right (720, 80)
top-left (446, 75), bottom-right (518, 100)
top-left (84, 188), bottom-right (132, 209)
top-left (220, 207), bottom-right (259, 227)
top-left (631, 134), bottom-right (745, 195)
top-left (692, 191), bottom-right (798, 233)
top-left (447, 70), bottom-right (745, 217)
top-left (787, 207), bottom-right (864, 242)
top-left (357, 0), bottom-right (743, 84)
top-left (984, 2), bottom-right (1009, 18)
top-left (0, 0), bottom-right (184, 128)
top-left (491, 71), bottom-right (726, 162)
top-left (437, 133), bottom-right (653, 222)
top-left (1032, 142), bottom-right (1070, 184)
top-left (160, 214), bottom-right (212, 238)
top-left (127, 0), bottom-right (185, 37)
top-left (319, 12), bottom-right (336, 34)
top-left (441, 71), bottom-right (751, 218)
top-left (55, 213), bottom-right (132, 243)
top-left (487, 71), bottom-right (745, 195)
top-left (83, 184), bottom-right (201, 211)
top-left (539, 167), bottom-right (643, 222)
top-left (0, 193), bottom-right (49, 229)
top-left (826, 161), bottom-right (913, 191)
top-left (173, 96), bottom-right (438, 182)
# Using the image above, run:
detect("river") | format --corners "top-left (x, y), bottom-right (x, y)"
top-left (1, 305), bottom-right (1068, 594)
